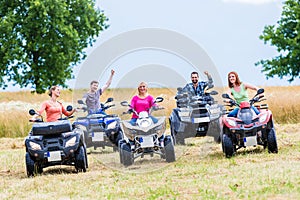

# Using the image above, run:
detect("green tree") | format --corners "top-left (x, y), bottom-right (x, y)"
top-left (256, 0), bottom-right (300, 82)
top-left (0, 0), bottom-right (108, 93)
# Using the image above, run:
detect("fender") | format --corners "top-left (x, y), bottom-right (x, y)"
top-left (256, 110), bottom-right (272, 125)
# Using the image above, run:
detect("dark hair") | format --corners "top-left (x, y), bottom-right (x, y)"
top-left (191, 71), bottom-right (199, 77)
top-left (228, 71), bottom-right (241, 88)
top-left (48, 85), bottom-right (58, 97)
top-left (90, 80), bottom-right (99, 85)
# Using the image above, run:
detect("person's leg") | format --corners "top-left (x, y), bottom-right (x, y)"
top-left (150, 116), bottom-right (158, 124)
top-left (228, 107), bottom-right (239, 117)
top-left (251, 106), bottom-right (260, 115)
top-left (130, 118), bottom-right (137, 126)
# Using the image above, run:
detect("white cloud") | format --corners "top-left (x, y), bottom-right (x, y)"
top-left (222, 0), bottom-right (281, 5)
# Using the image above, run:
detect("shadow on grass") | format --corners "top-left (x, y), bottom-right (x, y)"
top-left (208, 146), bottom-right (267, 159)
top-left (42, 166), bottom-right (77, 176)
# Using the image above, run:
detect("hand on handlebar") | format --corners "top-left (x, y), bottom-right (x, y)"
top-left (153, 105), bottom-right (164, 111)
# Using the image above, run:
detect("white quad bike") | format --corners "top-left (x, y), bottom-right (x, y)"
top-left (118, 97), bottom-right (176, 166)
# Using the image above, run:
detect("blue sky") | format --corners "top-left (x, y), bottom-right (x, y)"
top-left (3, 0), bottom-right (299, 91)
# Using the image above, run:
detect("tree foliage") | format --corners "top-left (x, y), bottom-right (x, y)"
top-left (0, 0), bottom-right (108, 93)
top-left (256, 0), bottom-right (300, 82)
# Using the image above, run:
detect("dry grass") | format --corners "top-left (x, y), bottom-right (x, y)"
top-left (0, 86), bottom-right (299, 137)
top-left (0, 87), bottom-right (299, 199)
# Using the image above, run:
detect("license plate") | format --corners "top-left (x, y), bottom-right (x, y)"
top-left (47, 151), bottom-right (61, 162)
top-left (244, 136), bottom-right (257, 146)
top-left (140, 136), bottom-right (154, 148)
top-left (92, 132), bottom-right (104, 142)
top-left (193, 117), bottom-right (209, 123)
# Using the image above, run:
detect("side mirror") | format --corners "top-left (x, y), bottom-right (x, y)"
top-left (29, 109), bottom-right (36, 116)
top-left (155, 97), bottom-right (164, 103)
top-left (177, 87), bottom-right (183, 92)
top-left (222, 93), bottom-right (230, 99)
top-left (106, 97), bottom-right (114, 103)
top-left (66, 105), bottom-right (73, 112)
top-left (77, 100), bottom-right (84, 105)
top-left (257, 88), bottom-right (264, 95)
top-left (210, 90), bottom-right (218, 95)
top-left (120, 101), bottom-right (129, 107)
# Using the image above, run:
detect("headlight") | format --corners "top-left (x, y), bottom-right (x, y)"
top-left (107, 121), bottom-right (117, 129)
top-left (155, 123), bottom-right (164, 131)
top-left (65, 136), bottom-right (76, 147)
top-left (29, 141), bottom-right (42, 150)
top-left (226, 119), bottom-right (237, 127)
top-left (139, 119), bottom-right (151, 128)
top-left (259, 113), bottom-right (268, 123)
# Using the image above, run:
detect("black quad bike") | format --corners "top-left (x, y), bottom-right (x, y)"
top-left (220, 88), bottom-right (278, 158)
top-left (118, 97), bottom-right (176, 166)
top-left (169, 87), bottom-right (224, 145)
top-left (25, 106), bottom-right (88, 177)
top-left (74, 98), bottom-right (123, 151)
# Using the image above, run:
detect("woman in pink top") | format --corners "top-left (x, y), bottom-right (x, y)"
top-left (130, 82), bottom-right (159, 125)
top-left (37, 86), bottom-right (75, 122)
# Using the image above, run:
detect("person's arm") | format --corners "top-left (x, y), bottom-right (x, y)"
top-left (243, 82), bottom-right (259, 91)
top-left (82, 93), bottom-right (87, 101)
top-left (30, 101), bottom-right (47, 121)
top-left (101, 69), bottom-right (115, 93)
top-left (37, 101), bottom-right (47, 115)
top-left (204, 71), bottom-right (214, 89)
top-left (224, 89), bottom-right (234, 103)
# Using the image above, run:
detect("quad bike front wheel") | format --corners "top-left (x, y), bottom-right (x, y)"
top-left (25, 153), bottom-right (43, 177)
top-left (267, 128), bottom-right (278, 153)
top-left (222, 134), bottom-right (234, 158)
top-left (75, 146), bottom-right (87, 172)
top-left (164, 136), bottom-right (176, 162)
top-left (25, 153), bottom-right (35, 177)
top-left (118, 139), bottom-right (126, 164)
top-left (120, 143), bottom-right (133, 166)
top-left (175, 131), bottom-right (185, 145)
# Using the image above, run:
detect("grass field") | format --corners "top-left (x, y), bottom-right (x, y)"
top-left (0, 86), bottom-right (299, 199)
top-left (0, 123), bottom-right (299, 199)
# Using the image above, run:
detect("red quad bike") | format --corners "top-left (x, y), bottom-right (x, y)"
top-left (220, 88), bottom-right (278, 158)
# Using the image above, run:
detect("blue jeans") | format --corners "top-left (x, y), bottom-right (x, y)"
top-left (130, 116), bottom-right (158, 126)
top-left (228, 106), bottom-right (260, 117)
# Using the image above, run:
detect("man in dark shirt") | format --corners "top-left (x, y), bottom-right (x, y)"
top-left (183, 71), bottom-right (214, 96)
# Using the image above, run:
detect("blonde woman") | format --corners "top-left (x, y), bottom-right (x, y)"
top-left (129, 82), bottom-right (159, 125)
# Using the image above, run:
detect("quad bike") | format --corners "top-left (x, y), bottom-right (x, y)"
top-left (220, 88), bottom-right (278, 158)
top-left (118, 97), bottom-right (176, 166)
top-left (74, 98), bottom-right (122, 151)
top-left (25, 106), bottom-right (88, 177)
top-left (169, 86), bottom-right (224, 145)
